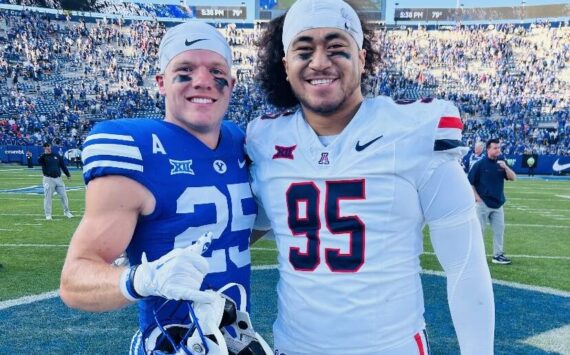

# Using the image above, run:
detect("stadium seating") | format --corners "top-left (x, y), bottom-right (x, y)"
top-left (0, 5), bottom-right (568, 156)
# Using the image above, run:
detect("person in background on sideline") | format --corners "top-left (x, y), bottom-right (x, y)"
top-left (248, 0), bottom-right (495, 353)
top-left (468, 141), bottom-right (485, 171)
top-left (468, 138), bottom-right (517, 265)
top-left (38, 142), bottom-right (73, 220)
top-left (26, 150), bottom-right (33, 168)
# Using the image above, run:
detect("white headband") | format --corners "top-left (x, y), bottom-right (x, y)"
top-left (158, 21), bottom-right (232, 73)
top-left (282, 0), bottom-right (363, 53)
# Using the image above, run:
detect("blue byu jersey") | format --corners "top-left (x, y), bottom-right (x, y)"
top-left (82, 118), bottom-right (256, 334)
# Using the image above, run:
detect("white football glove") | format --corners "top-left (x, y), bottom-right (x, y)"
top-left (132, 232), bottom-right (215, 303)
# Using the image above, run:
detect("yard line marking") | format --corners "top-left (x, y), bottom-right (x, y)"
top-left (509, 197), bottom-right (569, 201)
top-left (506, 186), bottom-right (570, 191)
top-left (0, 218), bottom-right (556, 230)
top-left (2, 267), bottom-right (567, 311)
top-left (508, 191), bottom-right (570, 195)
top-left (505, 223), bottom-right (570, 229)
top-left (556, 195), bottom-right (570, 200)
top-left (252, 264), bottom-right (279, 270)
top-left (0, 198), bottom-right (42, 201)
top-left (0, 168), bottom-right (29, 172)
top-left (251, 246), bottom-right (570, 261)
top-left (421, 269), bottom-right (570, 297)
top-left (0, 290), bottom-right (60, 311)
top-left (521, 325), bottom-right (570, 354)
top-left (510, 207), bottom-right (570, 212)
top-left (0, 198), bottom-right (84, 201)
top-left (0, 213), bottom-right (82, 216)
top-left (14, 223), bottom-right (42, 226)
top-left (0, 244), bottom-right (69, 248)
top-left (423, 252), bottom-right (570, 261)
top-left (0, 229), bottom-right (22, 232)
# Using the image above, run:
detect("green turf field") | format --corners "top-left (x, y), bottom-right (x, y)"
top-left (0, 163), bottom-right (568, 302)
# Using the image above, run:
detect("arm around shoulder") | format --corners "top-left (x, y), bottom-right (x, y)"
top-left (60, 175), bottom-right (154, 311)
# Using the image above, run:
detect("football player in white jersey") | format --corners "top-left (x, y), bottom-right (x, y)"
top-left (248, 0), bottom-right (495, 354)
top-left (60, 22), bottom-right (266, 354)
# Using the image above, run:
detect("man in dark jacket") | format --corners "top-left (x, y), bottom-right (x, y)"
top-left (38, 143), bottom-right (73, 220)
top-left (468, 138), bottom-right (517, 264)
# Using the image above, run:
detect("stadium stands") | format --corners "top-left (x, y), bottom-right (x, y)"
top-left (0, 5), bottom-right (568, 157)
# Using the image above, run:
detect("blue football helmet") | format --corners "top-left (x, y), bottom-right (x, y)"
top-left (144, 283), bottom-right (272, 355)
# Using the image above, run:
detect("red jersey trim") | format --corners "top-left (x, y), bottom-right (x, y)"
top-left (438, 116), bottom-right (463, 130)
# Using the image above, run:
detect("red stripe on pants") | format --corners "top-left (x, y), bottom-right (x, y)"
top-left (414, 332), bottom-right (425, 355)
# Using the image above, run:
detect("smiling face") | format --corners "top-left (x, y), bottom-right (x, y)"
top-left (283, 28), bottom-right (365, 117)
top-left (156, 49), bottom-right (234, 136)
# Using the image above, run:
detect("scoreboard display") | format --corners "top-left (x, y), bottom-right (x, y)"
top-left (260, 0), bottom-right (381, 11)
top-left (194, 6), bottom-right (247, 20)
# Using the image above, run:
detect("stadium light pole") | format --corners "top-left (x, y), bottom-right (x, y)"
top-left (395, 2), bottom-right (399, 28)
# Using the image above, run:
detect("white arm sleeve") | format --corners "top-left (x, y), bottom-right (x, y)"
top-left (420, 159), bottom-right (495, 355)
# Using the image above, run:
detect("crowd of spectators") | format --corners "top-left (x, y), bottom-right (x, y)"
top-left (0, 7), bottom-right (569, 157)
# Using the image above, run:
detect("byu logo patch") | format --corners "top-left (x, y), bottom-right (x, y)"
top-left (214, 160), bottom-right (227, 174)
top-left (170, 159), bottom-right (194, 175)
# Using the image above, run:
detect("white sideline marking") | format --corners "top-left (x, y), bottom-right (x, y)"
top-left (0, 290), bottom-right (60, 311)
top-left (1, 267), bottom-right (567, 312)
top-left (0, 229), bottom-right (21, 232)
top-left (556, 195), bottom-right (570, 200)
top-left (521, 324), bottom-right (570, 354)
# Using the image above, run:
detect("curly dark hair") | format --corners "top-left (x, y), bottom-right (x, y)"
top-left (255, 11), bottom-right (380, 109)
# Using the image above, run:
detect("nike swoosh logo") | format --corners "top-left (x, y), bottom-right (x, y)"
top-left (156, 260), bottom-right (169, 270)
top-left (185, 38), bottom-right (207, 47)
top-left (238, 159), bottom-right (246, 168)
top-left (552, 159), bottom-right (570, 172)
top-left (355, 135), bottom-right (383, 152)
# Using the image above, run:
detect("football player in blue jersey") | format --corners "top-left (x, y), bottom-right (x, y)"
top-left (60, 22), bottom-right (263, 354)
